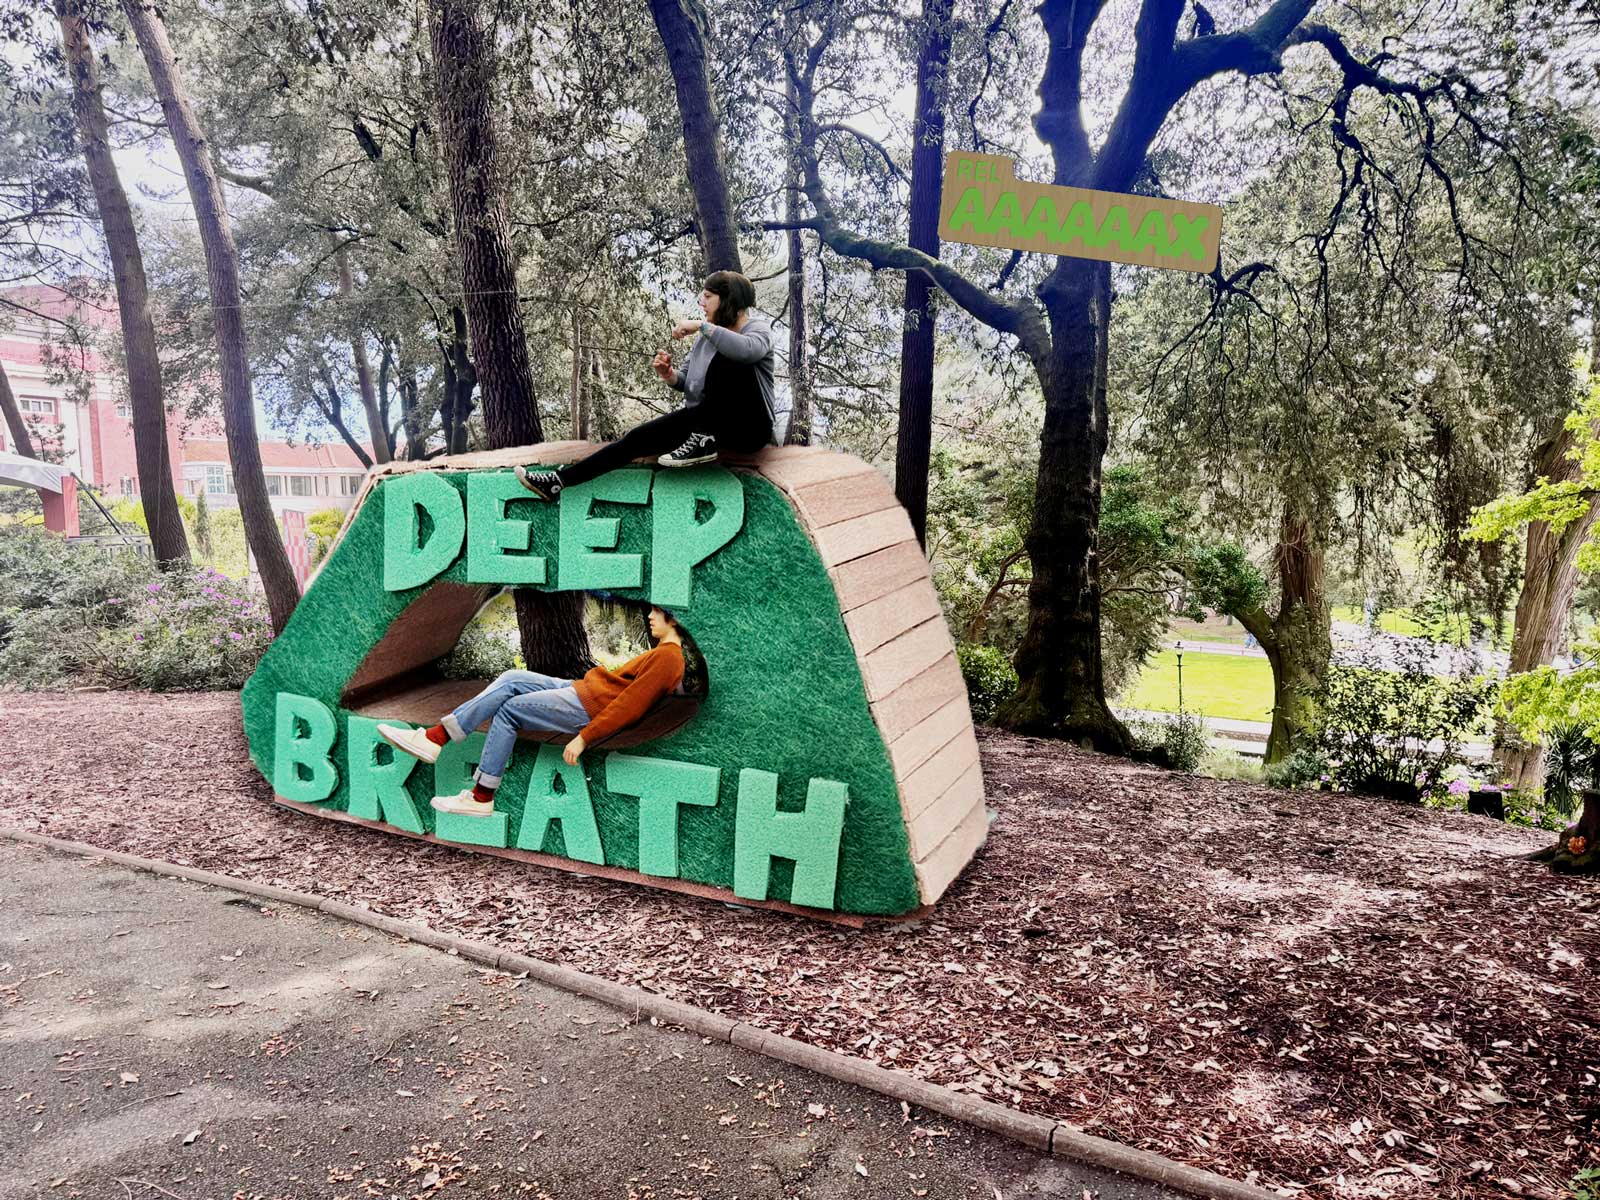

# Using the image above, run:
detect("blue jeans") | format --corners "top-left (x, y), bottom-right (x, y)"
top-left (440, 670), bottom-right (590, 788)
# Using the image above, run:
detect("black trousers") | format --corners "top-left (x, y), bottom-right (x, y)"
top-left (558, 353), bottom-right (773, 489)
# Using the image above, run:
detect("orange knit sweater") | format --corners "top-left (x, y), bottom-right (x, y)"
top-left (572, 642), bottom-right (686, 744)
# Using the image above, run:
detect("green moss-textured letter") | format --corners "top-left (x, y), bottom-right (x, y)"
top-left (1019, 195), bottom-right (1057, 242)
top-left (435, 732), bottom-right (488, 796)
top-left (1054, 201), bottom-right (1096, 249)
top-left (650, 467), bottom-right (744, 609)
top-left (346, 716), bottom-right (424, 833)
top-left (1092, 205), bottom-right (1134, 252)
top-left (1128, 210), bottom-right (1168, 255)
top-left (436, 808), bottom-right (509, 847)
top-left (605, 753), bottom-right (720, 877)
top-left (274, 691), bottom-right (339, 803)
top-left (516, 743), bottom-right (604, 863)
top-left (384, 473), bottom-right (466, 591)
top-left (732, 769), bottom-right (848, 909)
top-left (946, 187), bottom-right (985, 234)
top-left (559, 469), bottom-right (650, 590)
top-left (466, 471), bottom-right (546, 585)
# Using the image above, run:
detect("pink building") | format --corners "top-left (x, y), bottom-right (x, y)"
top-left (1, 283), bottom-right (370, 514)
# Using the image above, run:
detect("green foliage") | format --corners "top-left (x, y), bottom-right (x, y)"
top-left (1200, 751), bottom-right (1265, 783)
top-left (1098, 465), bottom-right (1191, 694)
top-left (438, 620), bottom-right (520, 681)
top-left (1163, 709), bottom-right (1211, 773)
top-left (1541, 723), bottom-right (1596, 819)
top-left (98, 568), bottom-right (275, 690)
top-left (306, 507), bottom-right (347, 566)
top-left (1566, 1167), bottom-right (1600, 1200)
top-left (193, 488), bottom-right (214, 560)
top-left (1263, 746), bottom-right (1328, 790)
top-left (0, 527), bottom-right (269, 690)
top-left (1314, 639), bottom-right (1495, 798)
top-left (957, 643), bottom-right (1016, 724)
top-left (1184, 542), bottom-right (1269, 621)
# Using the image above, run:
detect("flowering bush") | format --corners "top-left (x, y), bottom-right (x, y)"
top-left (99, 568), bottom-right (275, 690)
top-left (0, 527), bottom-right (272, 691)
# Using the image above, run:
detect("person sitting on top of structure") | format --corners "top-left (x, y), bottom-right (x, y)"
top-left (514, 270), bottom-right (776, 500)
top-left (377, 606), bottom-right (687, 818)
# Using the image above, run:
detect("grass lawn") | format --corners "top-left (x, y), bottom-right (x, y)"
top-left (1168, 614), bottom-right (1250, 645)
top-left (1122, 649), bottom-right (1276, 722)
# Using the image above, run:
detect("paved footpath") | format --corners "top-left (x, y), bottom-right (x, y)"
top-left (0, 841), bottom-right (1180, 1200)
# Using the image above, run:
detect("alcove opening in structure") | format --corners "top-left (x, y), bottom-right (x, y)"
top-left (339, 583), bottom-right (705, 751)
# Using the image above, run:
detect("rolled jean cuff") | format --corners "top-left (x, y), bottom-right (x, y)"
top-left (441, 713), bottom-right (469, 742)
top-left (473, 768), bottom-right (502, 788)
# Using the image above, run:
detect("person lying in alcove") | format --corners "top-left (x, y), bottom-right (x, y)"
top-left (377, 606), bottom-right (687, 818)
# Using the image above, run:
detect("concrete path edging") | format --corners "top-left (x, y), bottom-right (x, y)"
top-left (2, 826), bottom-right (1281, 1200)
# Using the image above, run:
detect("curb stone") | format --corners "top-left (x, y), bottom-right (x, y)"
top-left (1, 826), bottom-right (1282, 1200)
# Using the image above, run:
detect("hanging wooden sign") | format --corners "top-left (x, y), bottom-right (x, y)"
top-left (938, 151), bottom-right (1222, 274)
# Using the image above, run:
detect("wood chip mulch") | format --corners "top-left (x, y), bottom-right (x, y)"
top-left (2, 691), bottom-right (1594, 1198)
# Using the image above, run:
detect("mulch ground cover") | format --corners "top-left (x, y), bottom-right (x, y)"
top-left (1, 691), bottom-right (1594, 1198)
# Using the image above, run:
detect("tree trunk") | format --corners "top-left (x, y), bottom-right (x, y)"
top-left (781, 24), bottom-right (811, 446)
top-left (121, 0), bottom-right (298, 626)
top-left (1496, 421), bottom-right (1598, 791)
top-left (428, 0), bottom-right (590, 678)
top-left (0, 360), bottom-right (37, 459)
top-left (647, 0), bottom-right (742, 274)
top-left (58, 0), bottom-right (191, 568)
top-left (335, 245), bottom-right (390, 463)
top-left (1261, 509), bottom-right (1332, 763)
top-left (569, 304), bottom-right (587, 439)
top-left (893, 0), bottom-right (953, 543)
top-left (995, 259), bottom-right (1129, 752)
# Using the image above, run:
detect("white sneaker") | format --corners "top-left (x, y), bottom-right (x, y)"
top-left (378, 723), bottom-right (442, 765)
top-left (431, 789), bottom-right (496, 817)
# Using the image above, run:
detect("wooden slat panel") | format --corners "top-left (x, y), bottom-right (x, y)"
top-left (748, 450), bottom-right (875, 493)
top-left (888, 695), bottom-right (975, 780)
top-left (790, 470), bottom-right (899, 531)
top-left (901, 725), bottom-right (981, 821)
top-left (829, 541), bottom-right (929, 613)
top-left (913, 798), bottom-right (988, 904)
top-left (871, 652), bottom-right (967, 743)
top-left (862, 617), bottom-right (951, 703)
top-left (844, 577), bottom-right (943, 657)
top-left (906, 761), bottom-right (985, 859)
top-left (814, 507), bottom-right (918, 569)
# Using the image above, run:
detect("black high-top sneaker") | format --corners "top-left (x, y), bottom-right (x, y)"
top-left (514, 465), bottom-right (564, 499)
top-left (658, 432), bottom-right (718, 467)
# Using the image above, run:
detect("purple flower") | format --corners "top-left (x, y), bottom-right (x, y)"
top-left (133, 634), bottom-right (143, 641)
top-left (1448, 779), bottom-right (1471, 795)
top-left (146, 582), bottom-right (162, 593)
top-left (229, 632), bottom-right (243, 641)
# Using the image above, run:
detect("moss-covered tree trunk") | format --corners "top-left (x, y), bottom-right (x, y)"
top-left (1496, 422), bottom-right (1596, 792)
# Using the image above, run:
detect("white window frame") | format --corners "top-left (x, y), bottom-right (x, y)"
top-left (289, 475), bottom-right (314, 498)
top-left (205, 465), bottom-right (235, 496)
top-left (20, 396), bottom-right (55, 416)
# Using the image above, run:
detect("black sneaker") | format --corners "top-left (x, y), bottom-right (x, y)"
top-left (658, 433), bottom-right (718, 467)
top-left (514, 465), bottom-right (563, 499)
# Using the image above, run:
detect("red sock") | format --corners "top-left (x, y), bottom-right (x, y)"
top-left (472, 783), bottom-right (496, 805)
top-left (425, 725), bottom-right (449, 746)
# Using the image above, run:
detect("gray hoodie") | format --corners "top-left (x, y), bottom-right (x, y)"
top-left (668, 315), bottom-right (777, 434)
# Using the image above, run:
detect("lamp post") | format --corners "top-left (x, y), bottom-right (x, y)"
top-left (1175, 640), bottom-right (1184, 714)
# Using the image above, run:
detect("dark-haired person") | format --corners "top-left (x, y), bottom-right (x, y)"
top-left (515, 270), bottom-right (775, 500)
top-left (377, 606), bottom-right (686, 818)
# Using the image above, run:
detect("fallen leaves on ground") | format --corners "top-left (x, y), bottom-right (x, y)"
top-left (2, 691), bottom-right (1595, 1198)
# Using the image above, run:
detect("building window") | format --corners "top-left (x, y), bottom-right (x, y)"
top-left (341, 475), bottom-right (362, 496)
top-left (205, 465), bottom-right (234, 495)
top-left (115, 400), bottom-right (132, 419)
top-left (120, 477), bottom-right (135, 498)
top-left (20, 396), bottom-right (54, 415)
top-left (290, 475), bottom-right (314, 497)
top-left (265, 475), bottom-right (283, 496)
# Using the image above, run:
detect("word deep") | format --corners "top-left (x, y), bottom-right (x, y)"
top-left (381, 466), bottom-right (745, 607)
top-left (273, 692), bottom-right (849, 910)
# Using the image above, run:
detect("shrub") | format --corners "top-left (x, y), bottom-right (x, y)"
top-left (1264, 746), bottom-right (1328, 789)
top-left (1164, 708), bottom-right (1211, 772)
top-left (438, 621), bottom-right (520, 681)
top-left (306, 508), bottom-right (346, 566)
top-left (1202, 750), bottom-right (1265, 783)
top-left (958, 643), bottom-right (1017, 722)
top-left (1313, 636), bottom-right (1494, 799)
top-left (0, 527), bottom-right (272, 691)
top-left (98, 569), bottom-right (275, 690)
